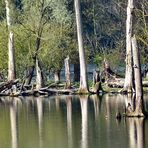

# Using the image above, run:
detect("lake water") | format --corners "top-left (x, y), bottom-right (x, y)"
top-left (0, 94), bottom-right (148, 148)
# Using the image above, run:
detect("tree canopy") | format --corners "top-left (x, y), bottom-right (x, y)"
top-left (0, 0), bottom-right (147, 79)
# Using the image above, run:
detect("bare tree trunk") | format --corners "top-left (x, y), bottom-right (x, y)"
top-left (5, 0), bottom-right (16, 81)
top-left (125, 36), bottom-right (145, 117)
top-left (25, 66), bottom-right (35, 85)
top-left (36, 58), bottom-right (44, 90)
top-left (93, 70), bottom-right (100, 85)
top-left (74, 63), bottom-right (80, 82)
top-left (132, 35), bottom-right (144, 116)
top-left (8, 31), bottom-right (16, 81)
top-left (124, 0), bottom-right (134, 92)
top-left (92, 70), bottom-right (101, 93)
top-left (74, 0), bottom-right (88, 93)
top-left (54, 70), bottom-right (60, 83)
top-left (64, 56), bottom-right (71, 88)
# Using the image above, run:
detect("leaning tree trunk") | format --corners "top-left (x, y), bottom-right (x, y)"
top-left (25, 66), bottom-right (35, 85)
top-left (5, 0), bottom-right (16, 81)
top-left (36, 58), bottom-right (44, 90)
top-left (74, 0), bottom-right (88, 93)
top-left (132, 35), bottom-right (144, 116)
top-left (123, 0), bottom-right (134, 93)
top-left (64, 56), bottom-right (71, 88)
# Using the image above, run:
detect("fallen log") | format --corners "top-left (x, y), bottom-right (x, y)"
top-left (40, 88), bottom-right (78, 95)
top-left (106, 79), bottom-right (148, 88)
top-left (0, 79), bottom-right (19, 92)
top-left (106, 78), bottom-right (125, 88)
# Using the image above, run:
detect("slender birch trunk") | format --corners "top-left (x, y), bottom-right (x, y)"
top-left (5, 0), bottom-right (16, 81)
top-left (124, 0), bottom-right (134, 92)
top-left (74, 0), bottom-right (88, 93)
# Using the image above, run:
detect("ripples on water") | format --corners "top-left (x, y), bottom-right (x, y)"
top-left (0, 94), bottom-right (148, 148)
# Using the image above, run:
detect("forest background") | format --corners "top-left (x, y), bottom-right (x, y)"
top-left (0, 0), bottom-right (148, 83)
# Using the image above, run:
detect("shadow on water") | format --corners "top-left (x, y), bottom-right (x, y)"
top-left (0, 94), bottom-right (148, 148)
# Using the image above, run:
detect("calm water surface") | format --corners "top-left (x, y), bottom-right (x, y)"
top-left (0, 94), bottom-right (148, 148)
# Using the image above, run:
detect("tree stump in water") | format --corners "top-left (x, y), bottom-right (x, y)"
top-left (125, 35), bottom-right (145, 117)
top-left (92, 70), bottom-right (102, 93)
top-left (64, 56), bottom-right (71, 89)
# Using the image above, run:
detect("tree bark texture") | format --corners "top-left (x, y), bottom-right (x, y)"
top-left (93, 70), bottom-right (100, 85)
top-left (64, 56), bottom-right (71, 88)
top-left (132, 35), bottom-right (144, 115)
top-left (5, 0), bottom-right (11, 29)
top-left (74, 0), bottom-right (88, 93)
top-left (92, 70), bottom-right (101, 93)
top-left (36, 58), bottom-right (44, 90)
top-left (124, 0), bottom-right (134, 92)
top-left (8, 31), bottom-right (16, 81)
top-left (5, 0), bottom-right (16, 81)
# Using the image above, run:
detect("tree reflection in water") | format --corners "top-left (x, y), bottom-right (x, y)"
top-left (10, 98), bottom-right (21, 148)
top-left (66, 96), bottom-right (73, 148)
top-left (36, 97), bottom-right (44, 148)
top-left (80, 95), bottom-right (88, 148)
top-left (125, 94), bottom-right (145, 148)
top-left (90, 95), bottom-right (101, 120)
top-left (0, 94), bottom-right (146, 148)
top-left (126, 118), bottom-right (145, 148)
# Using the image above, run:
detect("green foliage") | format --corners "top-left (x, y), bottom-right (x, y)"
top-left (0, 22), bottom-right (8, 72)
top-left (0, 0), bottom-right (5, 20)
top-left (0, 0), bottom-right (148, 80)
top-left (94, 54), bottom-right (103, 68)
top-left (94, 49), bottom-right (125, 70)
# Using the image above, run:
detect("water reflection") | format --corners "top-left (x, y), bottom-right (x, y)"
top-left (36, 97), bottom-right (44, 148)
top-left (125, 94), bottom-right (135, 111)
top-left (0, 94), bottom-right (148, 148)
top-left (80, 95), bottom-right (88, 148)
top-left (126, 118), bottom-right (145, 148)
top-left (66, 96), bottom-right (73, 148)
top-left (90, 95), bottom-right (100, 119)
top-left (10, 98), bottom-right (19, 148)
top-left (55, 96), bottom-right (60, 111)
